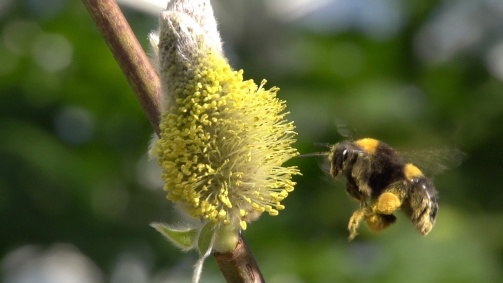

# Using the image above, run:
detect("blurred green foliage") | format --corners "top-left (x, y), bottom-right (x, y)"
top-left (1, 0), bottom-right (503, 282)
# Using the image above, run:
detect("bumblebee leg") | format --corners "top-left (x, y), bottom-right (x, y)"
top-left (375, 192), bottom-right (401, 215)
top-left (348, 208), bottom-right (365, 240)
top-left (365, 213), bottom-right (397, 232)
top-left (348, 206), bottom-right (398, 239)
top-left (351, 155), bottom-right (373, 198)
top-left (358, 183), bottom-right (373, 202)
top-left (346, 177), bottom-right (366, 204)
top-left (375, 181), bottom-right (407, 215)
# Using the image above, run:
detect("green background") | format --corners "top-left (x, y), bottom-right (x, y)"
top-left (2, 0), bottom-right (503, 282)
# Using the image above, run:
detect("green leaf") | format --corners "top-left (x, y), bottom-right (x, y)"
top-left (197, 221), bottom-right (216, 256)
top-left (151, 222), bottom-right (198, 251)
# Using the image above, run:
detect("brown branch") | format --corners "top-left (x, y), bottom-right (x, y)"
top-left (214, 234), bottom-right (265, 283)
top-left (82, 0), bottom-right (162, 135)
top-left (81, 0), bottom-right (264, 282)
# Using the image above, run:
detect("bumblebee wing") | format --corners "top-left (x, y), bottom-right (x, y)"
top-left (317, 154), bottom-right (332, 178)
top-left (400, 147), bottom-right (465, 176)
top-left (401, 178), bottom-right (439, 236)
top-left (298, 150), bottom-right (334, 182)
top-left (334, 118), bottom-right (354, 139)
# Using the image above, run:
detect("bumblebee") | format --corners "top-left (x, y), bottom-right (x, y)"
top-left (312, 138), bottom-right (439, 240)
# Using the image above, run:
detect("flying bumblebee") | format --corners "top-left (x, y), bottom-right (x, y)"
top-left (307, 138), bottom-right (444, 240)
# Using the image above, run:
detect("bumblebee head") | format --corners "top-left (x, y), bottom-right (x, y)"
top-left (299, 141), bottom-right (363, 178)
top-left (328, 142), bottom-right (363, 177)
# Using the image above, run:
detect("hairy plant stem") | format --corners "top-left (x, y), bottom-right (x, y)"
top-left (81, 0), bottom-right (264, 282)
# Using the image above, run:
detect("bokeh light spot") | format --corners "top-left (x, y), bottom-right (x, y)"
top-left (32, 33), bottom-right (73, 72)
